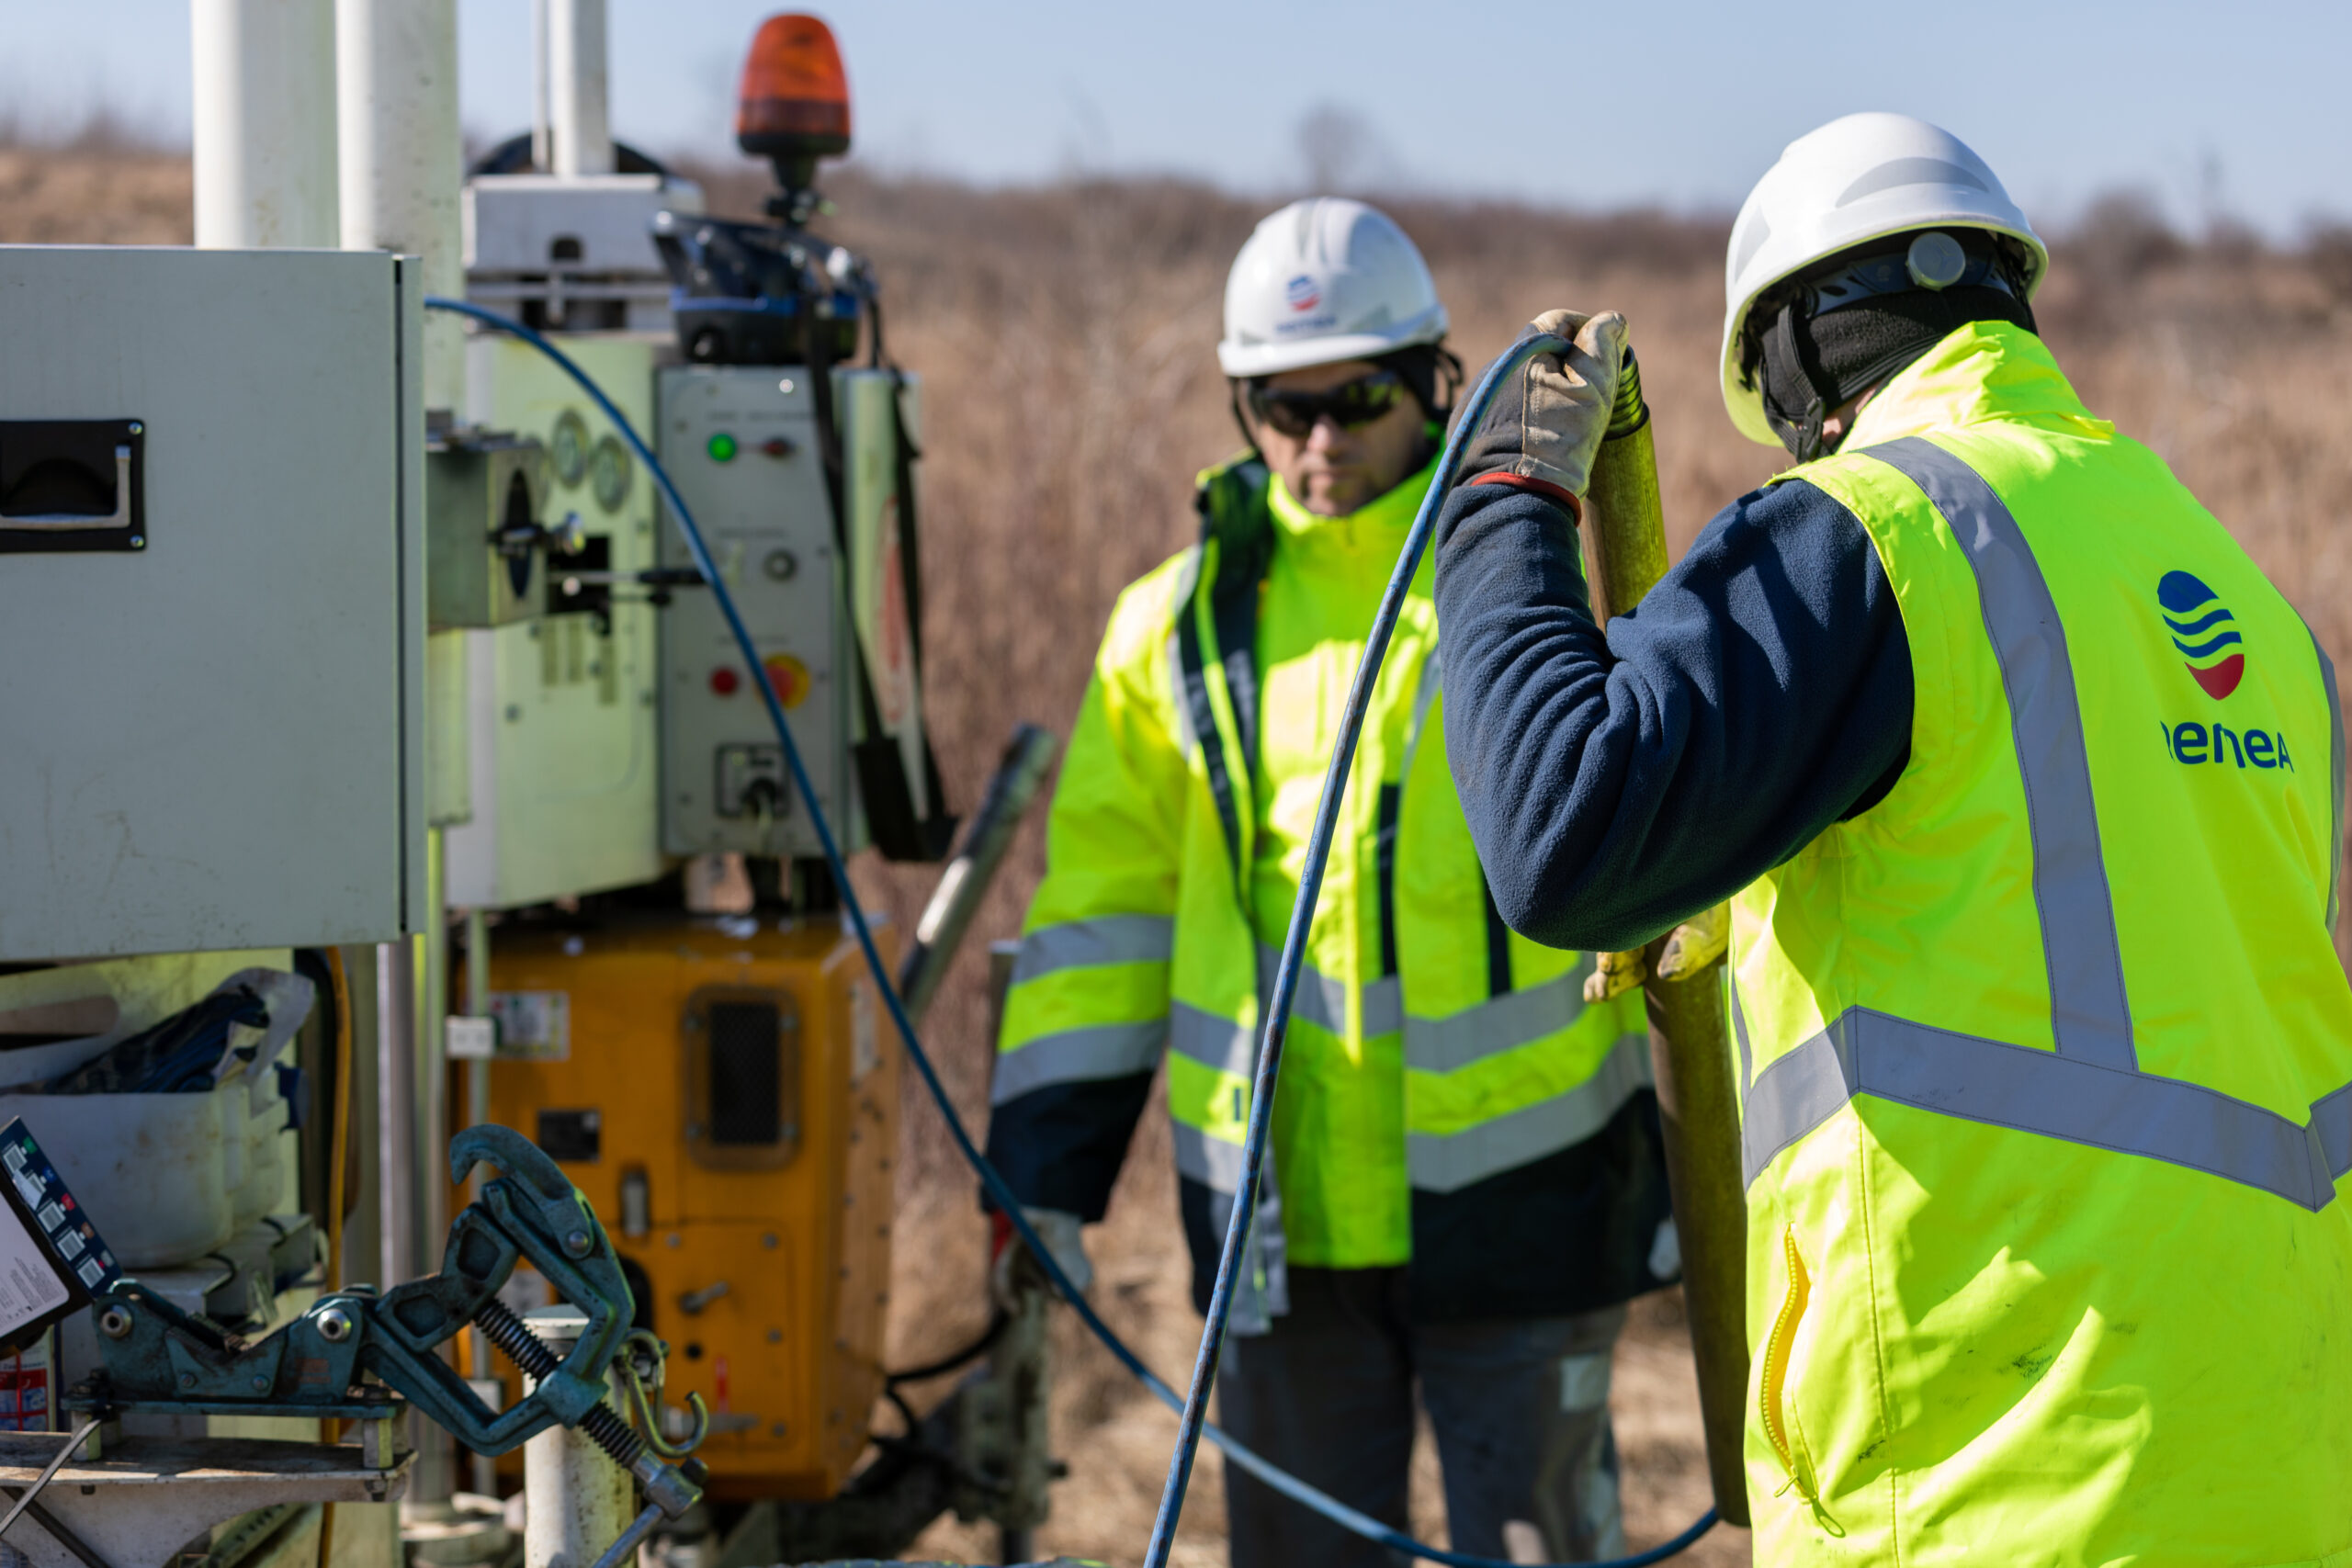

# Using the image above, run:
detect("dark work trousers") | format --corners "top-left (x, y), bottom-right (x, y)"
top-left (1217, 1266), bottom-right (1627, 1567)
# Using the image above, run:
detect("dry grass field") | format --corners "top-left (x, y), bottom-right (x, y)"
top-left (12, 137), bottom-right (2351, 1567)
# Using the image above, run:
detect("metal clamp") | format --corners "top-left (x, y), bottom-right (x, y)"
top-left (73, 1124), bottom-right (709, 1546)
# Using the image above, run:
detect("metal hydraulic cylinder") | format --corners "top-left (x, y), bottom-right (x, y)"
top-left (523, 1308), bottom-right (631, 1568)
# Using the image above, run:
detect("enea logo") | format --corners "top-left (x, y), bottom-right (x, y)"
top-left (2157, 570), bottom-right (2245, 700)
top-left (1284, 274), bottom-right (1321, 312)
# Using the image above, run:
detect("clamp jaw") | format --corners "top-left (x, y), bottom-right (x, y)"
top-left (70, 1124), bottom-right (707, 1524)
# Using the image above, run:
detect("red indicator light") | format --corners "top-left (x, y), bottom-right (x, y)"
top-left (709, 667), bottom-right (741, 696)
top-left (761, 436), bottom-right (795, 458)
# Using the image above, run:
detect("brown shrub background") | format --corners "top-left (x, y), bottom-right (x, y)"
top-left (14, 141), bottom-right (2351, 1566)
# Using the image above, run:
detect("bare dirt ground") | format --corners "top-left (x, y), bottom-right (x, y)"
top-left (17, 141), bottom-right (2352, 1567)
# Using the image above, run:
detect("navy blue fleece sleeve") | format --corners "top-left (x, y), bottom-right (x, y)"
top-left (1430, 478), bottom-right (1913, 953)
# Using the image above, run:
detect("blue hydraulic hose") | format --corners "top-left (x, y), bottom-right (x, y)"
top-left (424, 297), bottom-right (1718, 1568)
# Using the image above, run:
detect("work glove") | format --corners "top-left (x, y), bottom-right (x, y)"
top-left (1656, 903), bottom-right (1731, 980)
top-left (1454, 309), bottom-right (1630, 514)
top-left (989, 1206), bottom-right (1092, 1309)
top-left (1581, 904), bottom-right (1732, 1002)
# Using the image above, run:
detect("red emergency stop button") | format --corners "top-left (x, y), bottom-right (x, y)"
top-left (763, 653), bottom-right (812, 709)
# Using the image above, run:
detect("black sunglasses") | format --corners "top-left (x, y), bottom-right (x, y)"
top-left (1246, 369), bottom-right (1408, 439)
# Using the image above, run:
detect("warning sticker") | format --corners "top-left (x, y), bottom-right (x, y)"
top-left (488, 992), bottom-right (571, 1062)
top-left (0, 1201), bottom-right (67, 1343)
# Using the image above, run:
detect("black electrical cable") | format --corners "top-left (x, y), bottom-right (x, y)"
top-left (885, 1309), bottom-right (1009, 1388)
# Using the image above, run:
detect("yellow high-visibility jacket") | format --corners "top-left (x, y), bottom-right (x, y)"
top-left (1736, 323), bottom-right (2352, 1563)
top-left (984, 453), bottom-right (1669, 1322)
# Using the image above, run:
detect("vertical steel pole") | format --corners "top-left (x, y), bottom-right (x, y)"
top-left (338, 0), bottom-right (464, 1512)
top-left (412, 829), bottom-right (456, 1506)
top-left (523, 1310), bottom-right (631, 1568)
top-left (336, 0), bottom-right (465, 415)
top-left (530, 0), bottom-right (554, 173)
top-left (548, 0), bottom-right (615, 178)
top-left (377, 939), bottom-right (418, 1295)
top-left (380, 842), bottom-right (456, 1508)
top-left (190, 0), bottom-right (340, 248)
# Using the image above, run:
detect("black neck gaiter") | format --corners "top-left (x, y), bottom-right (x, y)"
top-left (1760, 285), bottom-right (2037, 461)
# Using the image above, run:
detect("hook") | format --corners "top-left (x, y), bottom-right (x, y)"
top-left (616, 1328), bottom-right (708, 1459)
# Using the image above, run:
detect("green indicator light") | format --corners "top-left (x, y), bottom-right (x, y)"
top-left (707, 433), bottom-right (739, 462)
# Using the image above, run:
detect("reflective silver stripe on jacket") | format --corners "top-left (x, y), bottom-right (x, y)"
top-left (1737, 437), bottom-right (2352, 1209)
top-left (989, 1020), bottom-right (1168, 1104)
top-left (1012, 915), bottom-right (1175, 985)
top-left (1875, 438), bottom-right (2136, 1070)
top-left (1170, 1001), bottom-right (1254, 1078)
top-left (1404, 958), bottom-right (1597, 1074)
top-left (1407, 1031), bottom-right (1651, 1194)
top-left (1251, 943), bottom-right (1403, 1038)
top-left (1181, 947), bottom-right (1615, 1072)
top-left (1741, 1004), bottom-right (2352, 1212)
top-left (1168, 951), bottom-right (1403, 1081)
top-left (1173, 1119), bottom-right (1247, 1191)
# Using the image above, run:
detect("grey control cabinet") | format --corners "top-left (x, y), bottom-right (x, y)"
top-left (654, 365), bottom-right (887, 859)
top-left (0, 246), bottom-right (425, 961)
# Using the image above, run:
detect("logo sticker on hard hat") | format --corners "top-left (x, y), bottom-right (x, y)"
top-left (1284, 275), bottom-right (1321, 312)
top-left (2158, 570), bottom-right (2245, 700)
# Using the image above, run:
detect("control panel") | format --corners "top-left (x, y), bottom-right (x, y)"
top-left (655, 365), bottom-right (863, 858)
top-left (444, 333), bottom-right (669, 908)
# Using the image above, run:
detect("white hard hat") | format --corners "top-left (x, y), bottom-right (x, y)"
top-left (1720, 112), bottom-right (2049, 445)
top-left (1218, 197), bottom-right (1448, 379)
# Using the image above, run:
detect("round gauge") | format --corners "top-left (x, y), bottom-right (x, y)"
top-left (590, 434), bottom-right (632, 513)
top-left (549, 409), bottom-right (590, 488)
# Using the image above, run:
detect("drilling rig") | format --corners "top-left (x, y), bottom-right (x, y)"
top-left (0, 7), bottom-right (1054, 1568)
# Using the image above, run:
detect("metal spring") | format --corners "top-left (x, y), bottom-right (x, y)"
top-left (474, 1297), bottom-right (647, 1472)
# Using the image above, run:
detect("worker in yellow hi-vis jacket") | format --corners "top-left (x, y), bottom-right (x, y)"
top-left (1430, 113), bottom-right (2352, 1564)
top-left (982, 197), bottom-right (1678, 1566)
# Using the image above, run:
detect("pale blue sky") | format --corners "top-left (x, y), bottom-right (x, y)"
top-left (2, 0), bottom-right (2344, 235)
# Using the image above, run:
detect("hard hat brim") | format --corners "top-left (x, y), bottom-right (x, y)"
top-left (1217, 310), bottom-right (1448, 381)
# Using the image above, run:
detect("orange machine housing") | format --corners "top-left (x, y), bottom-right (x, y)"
top-left (480, 916), bottom-right (897, 1500)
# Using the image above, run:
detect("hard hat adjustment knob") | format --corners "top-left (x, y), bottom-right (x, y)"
top-left (1906, 231), bottom-right (1968, 291)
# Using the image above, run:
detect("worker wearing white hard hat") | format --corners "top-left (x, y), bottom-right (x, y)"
top-left (1430, 111), bottom-right (2352, 1563)
top-left (983, 197), bottom-right (1678, 1566)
